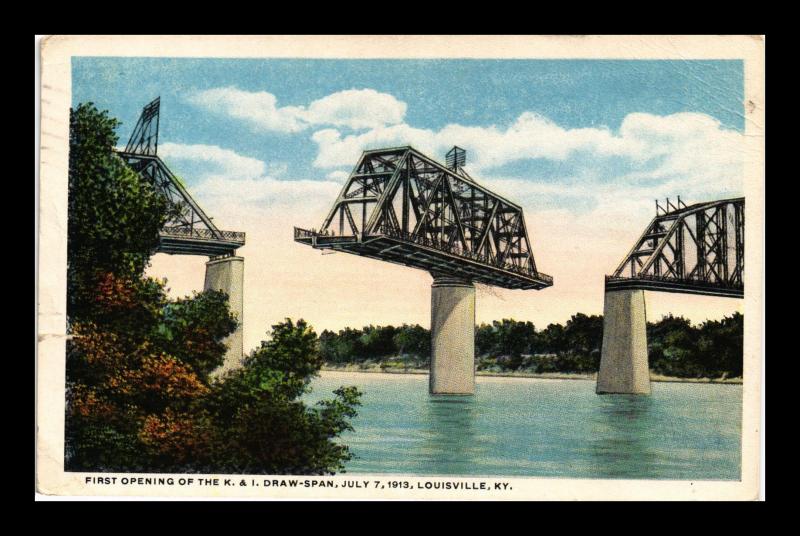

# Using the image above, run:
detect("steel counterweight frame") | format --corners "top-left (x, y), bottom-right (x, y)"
top-left (294, 146), bottom-right (553, 290)
top-left (117, 97), bottom-right (245, 257)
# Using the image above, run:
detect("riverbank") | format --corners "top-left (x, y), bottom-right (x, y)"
top-left (320, 364), bottom-right (742, 384)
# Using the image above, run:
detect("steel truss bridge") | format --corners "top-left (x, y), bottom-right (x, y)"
top-left (294, 146), bottom-right (552, 290)
top-left (606, 197), bottom-right (744, 298)
top-left (115, 97), bottom-right (245, 257)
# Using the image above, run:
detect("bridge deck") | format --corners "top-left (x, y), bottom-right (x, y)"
top-left (295, 228), bottom-right (553, 290)
top-left (605, 275), bottom-right (743, 298)
top-left (157, 228), bottom-right (245, 256)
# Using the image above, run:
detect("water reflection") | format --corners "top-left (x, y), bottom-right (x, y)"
top-left (420, 395), bottom-right (480, 474)
top-left (588, 394), bottom-right (660, 478)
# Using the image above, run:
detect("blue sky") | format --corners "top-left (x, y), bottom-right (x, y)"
top-left (71, 57), bottom-right (746, 340)
top-left (72, 58), bottom-right (743, 190)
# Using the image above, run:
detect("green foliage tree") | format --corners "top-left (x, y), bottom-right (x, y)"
top-left (205, 319), bottom-right (361, 474)
top-left (322, 327), bottom-right (366, 363)
top-left (475, 323), bottom-right (496, 357)
top-left (158, 291), bottom-right (239, 378)
top-left (392, 324), bottom-right (430, 359)
top-left (474, 319), bottom-right (536, 369)
top-left (556, 313), bottom-right (603, 372)
top-left (497, 319), bottom-right (536, 362)
top-left (360, 324), bottom-right (397, 358)
top-left (65, 103), bottom-right (360, 474)
top-left (539, 323), bottom-right (567, 355)
top-left (697, 312), bottom-right (743, 378)
top-left (648, 315), bottom-right (697, 377)
top-left (648, 313), bottom-right (743, 378)
top-left (317, 312), bottom-right (742, 379)
top-left (67, 103), bottom-right (170, 320)
top-left (700, 312), bottom-right (744, 378)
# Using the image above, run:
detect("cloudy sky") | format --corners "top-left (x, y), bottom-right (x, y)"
top-left (73, 58), bottom-right (745, 352)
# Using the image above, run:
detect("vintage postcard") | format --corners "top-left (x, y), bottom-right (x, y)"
top-left (36, 35), bottom-right (765, 500)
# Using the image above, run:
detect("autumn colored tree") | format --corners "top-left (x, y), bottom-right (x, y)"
top-left (65, 103), bottom-right (194, 471)
top-left (65, 103), bottom-right (360, 474)
top-left (65, 274), bottom-right (236, 471)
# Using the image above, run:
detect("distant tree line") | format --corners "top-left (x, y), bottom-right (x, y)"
top-left (319, 312), bottom-right (743, 379)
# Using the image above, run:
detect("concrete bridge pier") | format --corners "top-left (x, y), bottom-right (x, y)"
top-left (430, 274), bottom-right (475, 395)
top-left (596, 288), bottom-right (651, 395)
top-left (204, 255), bottom-right (245, 374)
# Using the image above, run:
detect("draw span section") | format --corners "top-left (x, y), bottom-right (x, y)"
top-left (294, 146), bottom-right (552, 290)
top-left (597, 197), bottom-right (745, 395)
top-left (295, 146), bottom-right (553, 395)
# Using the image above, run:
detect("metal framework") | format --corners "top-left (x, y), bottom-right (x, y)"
top-left (116, 98), bottom-right (245, 257)
top-left (294, 146), bottom-right (553, 290)
top-left (606, 197), bottom-right (744, 298)
top-left (124, 97), bottom-right (160, 155)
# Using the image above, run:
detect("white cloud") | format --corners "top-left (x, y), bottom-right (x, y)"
top-left (187, 88), bottom-right (307, 133)
top-left (615, 112), bottom-right (744, 195)
top-left (326, 170), bottom-right (350, 181)
top-left (310, 111), bottom-right (745, 210)
top-left (303, 89), bottom-right (406, 130)
top-left (187, 87), bottom-right (406, 133)
top-left (157, 142), bottom-right (341, 214)
top-left (266, 161), bottom-right (289, 178)
top-left (194, 176), bottom-right (341, 209)
top-left (310, 112), bottom-right (640, 170)
top-left (160, 142), bottom-right (266, 180)
top-left (183, 86), bottom-right (743, 217)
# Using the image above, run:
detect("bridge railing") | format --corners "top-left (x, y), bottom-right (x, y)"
top-left (294, 227), bottom-right (316, 239)
top-left (295, 227), bottom-right (357, 242)
top-left (162, 227), bottom-right (246, 243)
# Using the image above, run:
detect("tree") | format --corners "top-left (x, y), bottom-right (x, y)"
top-left (539, 323), bottom-right (567, 355)
top-left (309, 311), bottom-right (742, 379)
top-left (205, 319), bottom-right (362, 474)
top-left (475, 323), bottom-right (496, 357)
top-left (360, 325), bottom-right (397, 357)
top-left (695, 312), bottom-right (744, 378)
top-left (496, 319), bottom-right (536, 358)
top-left (648, 315), bottom-right (699, 377)
top-left (324, 327), bottom-right (367, 363)
top-left (65, 103), bottom-right (361, 474)
top-left (67, 103), bottom-right (170, 320)
top-left (65, 103), bottom-right (211, 471)
top-left (393, 324), bottom-right (430, 359)
top-left (65, 275), bottom-right (230, 471)
top-left (558, 314), bottom-right (603, 372)
top-left (318, 329), bottom-right (338, 363)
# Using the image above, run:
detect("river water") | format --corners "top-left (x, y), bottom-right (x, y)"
top-left (307, 371), bottom-right (742, 480)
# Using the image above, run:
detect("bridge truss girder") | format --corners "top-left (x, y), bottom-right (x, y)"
top-left (297, 146), bottom-right (552, 290)
top-left (117, 98), bottom-right (245, 257)
top-left (606, 197), bottom-right (744, 298)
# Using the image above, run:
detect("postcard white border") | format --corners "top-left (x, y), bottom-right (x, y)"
top-left (36, 35), bottom-right (765, 500)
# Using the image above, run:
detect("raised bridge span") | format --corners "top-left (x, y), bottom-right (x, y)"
top-left (597, 197), bottom-right (745, 395)
top-left (295, 146), bottom-right (553, 394)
